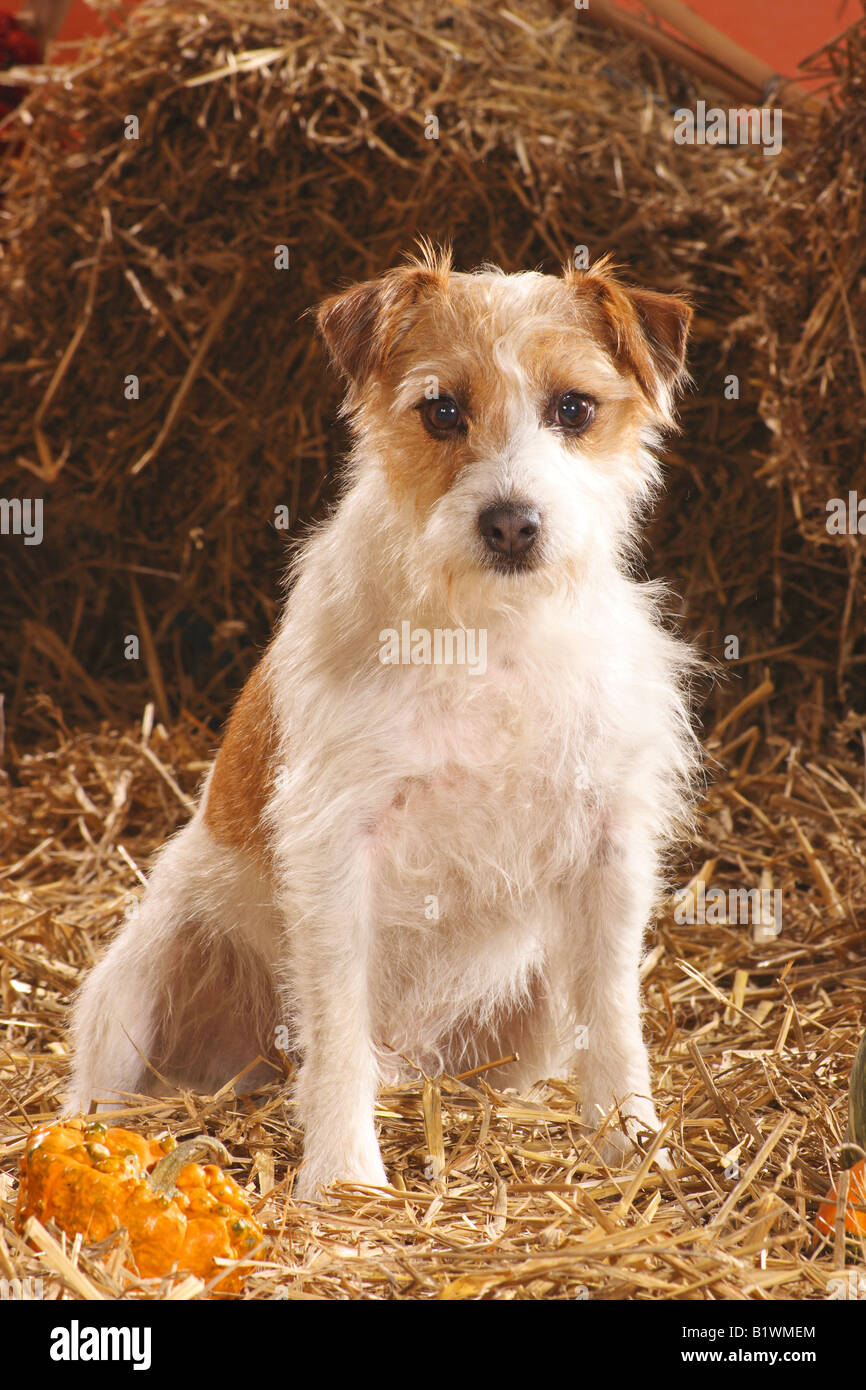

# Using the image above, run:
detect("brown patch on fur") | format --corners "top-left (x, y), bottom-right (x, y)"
top-left (316, 241), bottom-right (453, 385)
top-left (380, 417), bottom-right (469, 516)
top-left (204, 658), bottom-right (276, 865)
top-left (565, 255), bottom-right (692, 416)
top-left (373, 299), bottom-right (515, 516)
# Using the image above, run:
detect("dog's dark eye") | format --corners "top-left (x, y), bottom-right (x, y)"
top-left (417, 396), bottom-right (463, 436)
top-left (555, 392), bottom-right (595, 433)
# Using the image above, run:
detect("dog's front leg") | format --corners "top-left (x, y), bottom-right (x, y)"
top-left (559, 840), bottom-right (667, 1164)
top-left (281, 840), bottom-right (388, 1201)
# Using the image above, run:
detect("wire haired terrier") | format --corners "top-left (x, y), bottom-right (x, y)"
top-left (68, 243), bottom-right (699, 1197)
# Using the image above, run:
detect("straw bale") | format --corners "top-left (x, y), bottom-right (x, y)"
top-left (1, 0), bottom-right (862, 739)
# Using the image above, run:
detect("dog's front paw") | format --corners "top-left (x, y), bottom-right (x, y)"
top-left (590, 1126), bottom-right (634, 1166)
top-left (583, 1097), bottom-right (669, 1168)
top-left (295, 1146), bottom-right (388, 1202)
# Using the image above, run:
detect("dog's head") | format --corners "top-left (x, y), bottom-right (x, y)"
top-left (317, 242), bottom-right (691, 606)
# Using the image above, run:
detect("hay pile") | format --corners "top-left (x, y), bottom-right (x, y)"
top-left (1, 712), bottom-right (865, 1298)
top-left (1, 0), bottom-right (866, 1300)
top-left (2, 0), bottom-right (863, 739)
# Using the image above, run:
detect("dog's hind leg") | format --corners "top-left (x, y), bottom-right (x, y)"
top-left (66, 912), bottom-right (162, 1110)
top-left (66, 816), bottom-right (281, 1112)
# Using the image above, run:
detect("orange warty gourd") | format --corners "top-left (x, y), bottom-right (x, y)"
top-left (816, 1162), bottom-right (866, 1238)
top-left (15, 1123), bottom-right (263, 1293)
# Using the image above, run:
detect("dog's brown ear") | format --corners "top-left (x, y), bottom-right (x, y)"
top-left (317, 244), bottom-right (452, 386)
top-left (566, 257), bottom-right (692, 421)
top-left (316, 277), bottom-right (397, 385)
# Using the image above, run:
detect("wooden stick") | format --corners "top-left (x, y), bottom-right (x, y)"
top-left (638, 0), bottom-right (819, 110)
top-left (582, 0), bottom-right (814, 113)
top-left (582, 0), bottom-right (761, 103)
top-left (17, 0), bottom-right (73, 45)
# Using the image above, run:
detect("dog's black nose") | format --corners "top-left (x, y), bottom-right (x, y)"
top-left (478, 503), bottom-right (541, 559)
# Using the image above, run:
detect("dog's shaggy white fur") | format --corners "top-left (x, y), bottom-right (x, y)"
top-left (67, 244), bottom-right (699, 1198)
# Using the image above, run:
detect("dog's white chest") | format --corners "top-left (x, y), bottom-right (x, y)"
top-left (368, 659), bottom-right (605, 914)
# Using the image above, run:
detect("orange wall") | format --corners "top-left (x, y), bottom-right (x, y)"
top-left (8, 0), bottom-right (862, 79)
top-left (61, 0), bottom-right (107, 41)
top-left (620, 0), bottom-right (860, 80)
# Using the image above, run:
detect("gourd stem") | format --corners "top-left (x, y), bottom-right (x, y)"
top-left (148, 1137), bottom-right (232, 1198)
